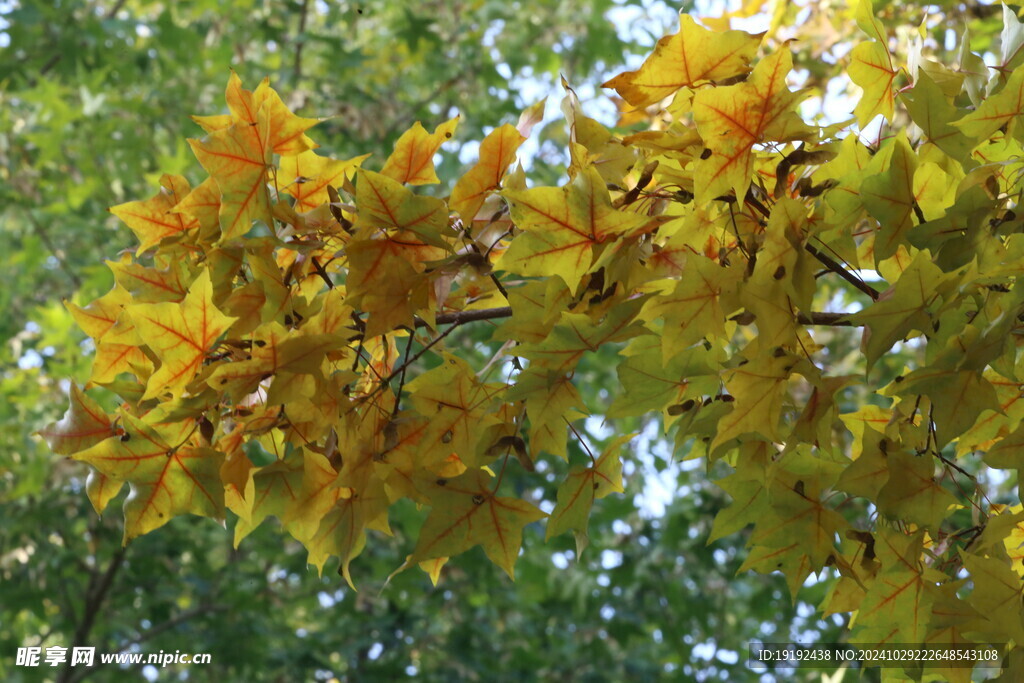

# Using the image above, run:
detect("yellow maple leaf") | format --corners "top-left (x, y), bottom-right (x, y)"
top-left (450, 123), bottom-right (525, 221)
top-left (195, 72), bottom-right (320, 156)
top-left (278, 150), bottom-right (368, 212)
top-left (545, 434), bottom-right (630, 555)
top-left (36, 383), bottom-right (114, 455)
top-left (693, 49), bottom-right (815, 202)
top-left (354, 169), bottom-right (451, 247)
top-left (381, 116), bottom-right (460, 185)
top-left (189, 116), bottom-right (273, 242)
top-left (129, 270), bottom-right (237, 400)
top-left (171, 176), bottom-right (221, 235)
top-left (848, 0), bottom-right (897, 126)
top-left (498, 165), bottom-right (658, 293)
top-left (110, 174), bottom-right (198, 254)
top-left (74, 411), bottom-right (224, 543)
top-left (409, 469), bottom-right (546, 579)
top-left (602, 15), bottom-right (763, 108)
top-left (954, 65), bottom-right (1024, 141)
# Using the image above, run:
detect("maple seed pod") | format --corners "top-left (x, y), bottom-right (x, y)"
top-left (199, 416), bottom-right (215, 443)
top-left (667, 400), bottom-right (695, 415)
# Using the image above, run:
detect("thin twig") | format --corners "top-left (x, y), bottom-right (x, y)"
top-left (392, 330), bottom-right (417, 417)
top-left (23, 209), bottom-right (82, 289)
top-left (310, 256), bottom-right (334, 289)
top-left (804, 243), bottom-right (880, 301)
top-left (566, 420), bottom-right (596, 465)
top-left (104, 0), bottom-right (129, 19)
top-left (292, 0), bottom-right (310, 83)
top-left (58, 548), bottom-right (125, 683)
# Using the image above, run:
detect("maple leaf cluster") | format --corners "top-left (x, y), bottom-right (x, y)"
top-left (40, 1), bottom-right (1024, 673)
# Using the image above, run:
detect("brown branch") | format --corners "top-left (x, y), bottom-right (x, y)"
top-left (104, 0), bottom-right (129, 19)
top-left (292, 0), bottom-right (310, 83)
top-left (23, 209), bottom-right (82, 289)
top-left (310, 256), bottom-right (334, 289)
top-left (57, 548), bottom-right (125, 683)
top-left (118, 605), bottom-right (226, 653)
top-left (727, 189), bottom-right (880, 302)
top-left (66, 605), bottom-right (227, 683)
top-left (418, 306), bottom-right (512, 327)
top-left (392, 330), bottom-right (417, 417)
top-left (419, 306), bottom-right (858, 328)
top-left (799, 311), bottom-right (856, 326)
top-left (804, 243), bottom-right (880, 301)
top-left (383, 323), bottom-right (460, 384)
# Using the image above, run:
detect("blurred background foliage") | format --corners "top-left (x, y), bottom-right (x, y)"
top-left (0, 0), bottom-right (1013, 680)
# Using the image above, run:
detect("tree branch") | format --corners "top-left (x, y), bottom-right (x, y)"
top-left (66, 604), bottom-right (228, 683)
top-left (57, 548), bottom-right (125, 683)
top-left (118, 605), bottom-right (226, 653)
top-left (799, 311), bottom-right (856, 326)
top-left (292, 0), bottom-right (310, 84)
top-left (727, 189), bottom-right (881, 302)
top-left (418, 306), bottom-right (512, 327)
top-left (23, 209), bottom-right (82, 290)
top-left (417, 306), bottom-right (858, 328)
top-left (104, 0), bottom-right (128, 20)
top-left (804, 243), bottom-right (880, 301)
